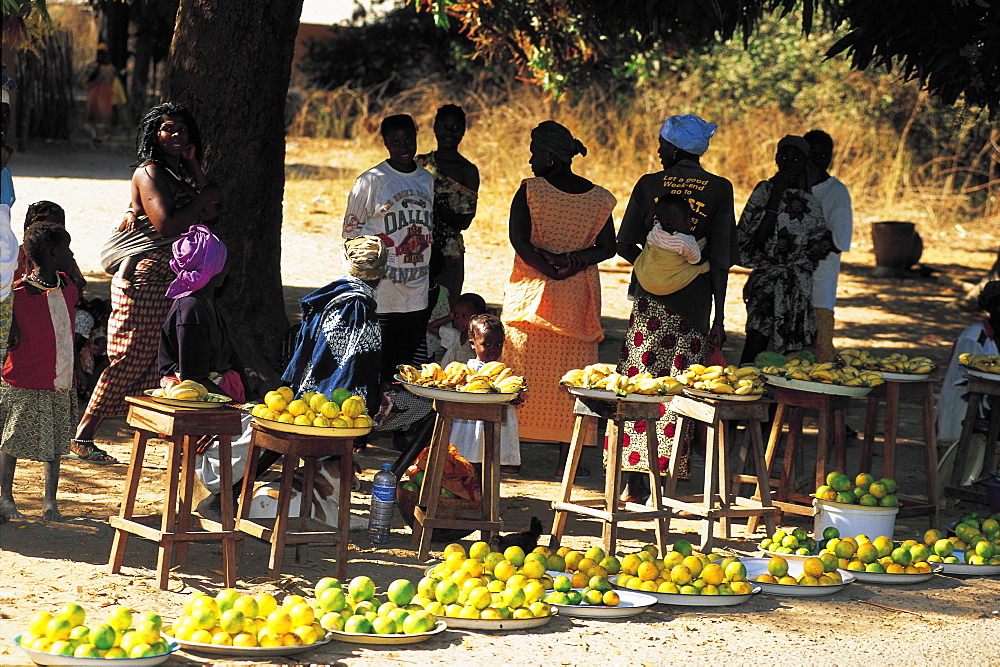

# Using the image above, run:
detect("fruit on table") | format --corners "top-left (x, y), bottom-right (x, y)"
top-left (822, 534), bottom-right (939, 573)
top-left (838, 349), bottom-right (935, 374)
top-left (754, 555), bottom-right (845, 586)
top-left (677, 364), bottom-right (765, 395)
top-left (397, 361), bottom-right (526, 393)
top-left (412, 541), bottom-right (554, 619)
top-left (614, 544), bottom-right (755, 596)
top-left (759, 358), bottom-right (884, 387)
top-left (814, 471), bottom-right (900, 507)
top-left (559, 363), bottom-right (683, 396)
top-left (251, 386), bottom-right (373, 429)
top-left (959, 353), bottom-right (1000, 374)
top-left (150, 378), bottom-right (223, 401)
top-left (19, 603), bottom-right (170, 659)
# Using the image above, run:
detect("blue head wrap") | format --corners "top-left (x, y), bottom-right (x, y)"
top-left (659, 114), bottom-right (718, 156)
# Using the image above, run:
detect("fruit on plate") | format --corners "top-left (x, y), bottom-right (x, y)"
top-left (939, 512), bottom-right (1000, 562)
top-left (813, 471), bottom-right (900, 506)
top-left (754, 555), bottom-right (845, 586)
top-left (837, 349), bottom-right (935, 374)
top-left (959, 353), bottom-right (1000, 374)
top-left (677, 364), bottom-right (765, 395)
top-left (314, 576), bottom-right (439, 635)
top-left (413, 542), bottom-right (554, 619)
top-left (614, 543), bottom-right (755, 596)
top-left (559, 363), bottom-right (683, 396)
top-left (758, 526), bottom-right (821, 556)
top-left (397, 361), bottom-right (526, 394)
top-left (758, 358), bottom-right (884, 387)
top-left (251, 386), bottom-right (373, 429)
top-left (150, 378), bottom-right (225, 401)
top-left (820, 535), bottom-right (935, 574)
top-left (19, 603), bottom-right (170, 659)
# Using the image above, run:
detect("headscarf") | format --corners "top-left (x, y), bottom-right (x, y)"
top-left (165, 224), bottom-right (227, 299)
top-left (529, 120), bottom-right (587, 164)
top-left (659, 114), bottom-right (718, 156)
top-left (979, 280), bottom-right (1000, 312)
top-left (344, 235), bottom-right (387, 281)
top-left (775, 135), bottom-right (820, 193)
top-left (777, 135), bottom-right (812, 156)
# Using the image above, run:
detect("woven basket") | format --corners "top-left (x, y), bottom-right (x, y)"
top-left (397, 486), bottom-right (481, 542)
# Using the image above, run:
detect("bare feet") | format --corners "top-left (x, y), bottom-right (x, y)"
top-left (0, 496), bottom-right (24, 522)
top-left (42, 506), bottom-right (63, 522)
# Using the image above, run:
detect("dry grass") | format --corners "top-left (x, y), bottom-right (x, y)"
top-left (283, 81), bottom-right (999, 257)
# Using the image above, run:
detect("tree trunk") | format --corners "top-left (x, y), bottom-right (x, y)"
top-left (164, 0), bottom-right (303, 397)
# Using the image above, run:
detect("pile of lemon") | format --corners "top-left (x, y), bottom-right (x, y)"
top-left (251, 385), bottom-right (372, 429)
top-left (315, 576), bottom-right (438, 635)
top-left (817, 534), bottom-right (935, 574)
top-left (413, 541), bottom-right (555, 620)
top-left (758, 526), bottom-right (821, 556)
top-left (541, 545), bottom-right (621, 607)
top-left (19, 603), bottom-right (168, 659)
top-left (949, 512), bottom-right (1000, 562)
top-left (814, 470), bottom-right (901, 507)
top-left (615, 542), bottom-right (754, 596)
top-left (756, 555), bottom-right (846, 586)
top-left (167, 588), bottom-right (328, 648)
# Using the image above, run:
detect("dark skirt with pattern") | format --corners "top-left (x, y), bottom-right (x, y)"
top-left (611, 297), bottom-right (708, 477)
top-left (0, 381), bottom-right (78, 461)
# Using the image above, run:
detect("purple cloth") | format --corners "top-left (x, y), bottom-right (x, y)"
top-left (165, 224), bottom-right (227, 299)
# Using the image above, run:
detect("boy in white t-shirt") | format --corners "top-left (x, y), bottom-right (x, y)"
top-left (343, 114), bottom-right (435, 382)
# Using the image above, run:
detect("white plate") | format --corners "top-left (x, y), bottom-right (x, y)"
top-left (938, 551), bottom-right (1000, 576)
top-left (963, 367), bottom-right (1000, 381)
top-left (142, 389), bottom-right (231, 409)
top-left (741, 558), bottom-right (855, 596)
top-left (549, 589), bottom-right (658, 618)
top-left (683, 387), bottom-right (764, 402)
top-left (609, 576), bottom-right (759, 606)
top-left (251, 416), bottom-right (371, 437)
top-left (433, 609), bottom-right (556, 630)
top-left (848, 566), bottom-right (941, 584)
top-left (762, 374), bottom-right (873, 397)
top-left (161, 632), bottom-right (332, 657)
top-left (327, 620), bottom-right (447, 644)
top-left (14, 636), bottom-right (178, 665)
top-left (565, 385), bottom-right (674, 404)
top-left (395, 377), bottom-right (521, 404)
top-left (879, 371), bottom-right (931, 382)
top-left (759, 548), bottom-right (819, 562)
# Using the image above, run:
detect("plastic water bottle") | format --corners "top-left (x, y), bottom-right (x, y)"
top-left (368, 463), bottom-right (397, 545)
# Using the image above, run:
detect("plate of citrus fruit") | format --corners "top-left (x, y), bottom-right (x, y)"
top-left (819, 533), bottom-right (940, 584)
top-left (250, 386), bottom-right (373, 436)
top-left (543, 572), bottom-right (657, 618)
top-left (743, 556), bottom-right (855, 596)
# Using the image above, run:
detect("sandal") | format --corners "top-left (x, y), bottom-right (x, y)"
top-left (65, 439), bottom-right (119, 465)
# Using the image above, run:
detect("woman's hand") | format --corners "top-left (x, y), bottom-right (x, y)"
top-left (117, 208), bottom-right (139, 232)
top-left (709, 322), bottom-right (726, 349)
top-left (181, 144), bottom-right (199, 165)
top-left (201, 182), bottom-right (223, 205)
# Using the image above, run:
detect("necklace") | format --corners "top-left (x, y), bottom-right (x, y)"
top-left (25, 273), bottom-right (60, 290)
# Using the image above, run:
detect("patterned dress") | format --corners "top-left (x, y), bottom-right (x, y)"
top-left (501, 177), bottom-right (616, 443)
top-left (737, 180), bottom-right (829, 353)
top-left (416, 152), bottom-right (478, 259)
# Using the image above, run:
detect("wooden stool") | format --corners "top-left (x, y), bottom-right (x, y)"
top-left (236, 423), bottom-right (354, 580)
top-left (664, 394), bottom-right (777, 551)
top-left (413, 400), bottom-right (504, 560)
top-left (108, 396), bottom-right (244, 590)
top-left (550, 396), bottom-right (671, 556)
top-left (753, 386), bottom-right (851, 522)
top-left (860, 379), bottom-right (938, 525)
top-left (945, 374), bottom-right (1000, 506)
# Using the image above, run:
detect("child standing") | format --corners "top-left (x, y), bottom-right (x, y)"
top-left (427, 292), bottom-right (487, 366)
top-left (449, 314), bottom-right (521, 474)
top-left (0, 222), bottom-right (79, 523)
top-left (633, 193), bottom-right (709, 296)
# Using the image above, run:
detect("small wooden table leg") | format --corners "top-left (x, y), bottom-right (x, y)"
top-left (296, 455), bottom-right (318, 565)
top-left (815, 408), bottom-right (830, 491)
top-left (700, 422), bottom-right (719, 552)
top-left (267, 446), bottom-right (298, 580)
top-left (216, 435), bottom-right (238, 587)
top-left (882, 382), bottom-right (901, 478)
top-left (861, 393), bottom-right (880, 474)
top-left (156, 437), bottom-right (183, 590)
top-left (920, 385), bottom-right (940, 527)
top-left (482, 419), bottom-right (502, 544)
top-left (949, 398), bottom-right (981, 489)
top-left (663, 416), bottom-right (686, 535)
top-left (748, 419), bottom-right (776, 536)
top-left (778, 408), bottom-right (802, 502)
top-left (175, 436), bottom-right (197, 568)
top-left (335, 452), bottom-right (352, 579)
top-left (646, 424), bottom-right (667, 556)
top-left (108, 430), bottom-right (148, 575)
top-left (602, 419), bottom-right (624, 555)
top-left (550, 415), bottom-right (589, 548)
top-left (235, 439), bottom-right (261, 563)
top-left (416, 416), bottom-right (452, 560)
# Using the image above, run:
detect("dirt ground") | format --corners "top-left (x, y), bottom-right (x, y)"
top-left (0, 141), bottom-right (998, 665)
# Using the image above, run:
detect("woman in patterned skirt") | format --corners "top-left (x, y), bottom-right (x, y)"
top-left (615, 114), bottom-right (738, 502)
top-left (70, 103), bottom-right (222, 463)
top-left (501, 121), bottom-right (617, 477)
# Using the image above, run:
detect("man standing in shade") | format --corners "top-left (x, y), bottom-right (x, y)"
top-left (804, 129), bottom-right (853, 363)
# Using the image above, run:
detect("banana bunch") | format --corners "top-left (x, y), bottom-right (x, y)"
top-left (152, 379), bottom-right (209, 400)
top-left (761, 359), bottom-right (884, 387)
top-left (838, 349), bottom-right (935, 374)
top-left (678, 364), bottom-right (766, 395)
top-left (959, 353), bottom-right (1000, 374)
top-left (559, 364), bottom-right (684, 396)
top-left (396, 361), bottom-right (527, 394)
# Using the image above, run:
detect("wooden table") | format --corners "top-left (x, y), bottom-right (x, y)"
top-left (412, 399), bottom-right (504, 560)
top-left (666, 394), bottom-right (776, 550)
top-left (236, 422), bottom-right (354, 580)
top-left (860, 378), bottom-right (938, 526)
top-left (550, 395), bottom-right (671, 556)
top-left (945, 374), bottom-right (1000, 507)
top-left (107, 396), bottom-right (244, 589)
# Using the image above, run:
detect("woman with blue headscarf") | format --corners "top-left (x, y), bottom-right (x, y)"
top-left (615, 114), bottom-right (738, 500)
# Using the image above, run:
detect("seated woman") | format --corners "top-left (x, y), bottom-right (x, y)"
top-left (158, 224), bottom-right (244, 402)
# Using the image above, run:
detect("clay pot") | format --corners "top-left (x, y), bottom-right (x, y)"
top-left (871, 221), bottom-right (923, 277)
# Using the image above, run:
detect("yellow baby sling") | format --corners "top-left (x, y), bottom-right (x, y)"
top-left (634, 237), bottom-right (709, 296)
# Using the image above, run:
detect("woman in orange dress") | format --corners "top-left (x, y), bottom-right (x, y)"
top-left (501, 121), bottom-right (616, 477)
